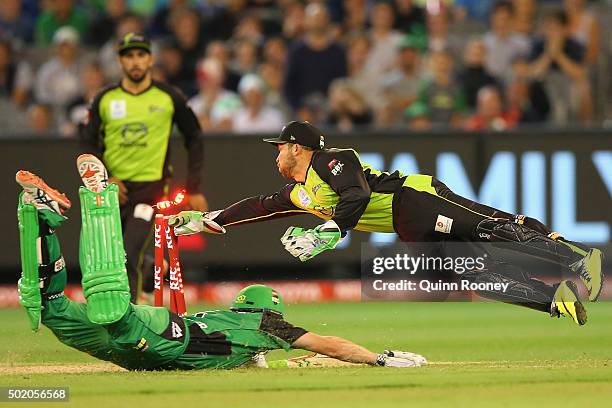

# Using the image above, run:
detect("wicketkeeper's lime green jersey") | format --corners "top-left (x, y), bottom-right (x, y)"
top-left (213, 148), bottom-right (411, 233)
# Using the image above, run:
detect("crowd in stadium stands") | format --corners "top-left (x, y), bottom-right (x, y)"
top-left (0, 0), bottom-right (605, 136)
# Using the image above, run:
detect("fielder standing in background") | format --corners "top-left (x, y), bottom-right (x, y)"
top-left (82, 33), bottom-right (207, 303)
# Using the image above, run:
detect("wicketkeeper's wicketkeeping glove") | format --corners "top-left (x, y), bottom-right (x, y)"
top-left (167, 210), bottom-right (226, 236)
top-left (280, 220), bottom-right (342, 262)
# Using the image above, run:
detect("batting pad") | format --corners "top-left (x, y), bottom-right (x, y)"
top-left (17, 198), bottom-right (42, 331)
top-left (79, 184), bottom-right (130, 324)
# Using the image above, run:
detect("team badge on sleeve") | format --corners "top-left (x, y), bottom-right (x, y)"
top-left (327, 159), bottom-right (344, 176)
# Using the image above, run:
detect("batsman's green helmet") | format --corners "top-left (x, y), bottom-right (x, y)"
top-left (230, 284), bottom-right (285, 315)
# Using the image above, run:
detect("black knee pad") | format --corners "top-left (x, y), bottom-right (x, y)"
top-left (475, 218), bottom-right (574, 264)
top-left (514, 214), bottom-right (551, 236)
top-left (462, 265), bottom-right (554, 308)
top-left (475, 218), bottom-right (542, 243)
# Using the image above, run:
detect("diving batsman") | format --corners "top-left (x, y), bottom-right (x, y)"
top-left (169, 121), bottom-right (604, 326)
top-left (15, 154), bottom-right (426, 370)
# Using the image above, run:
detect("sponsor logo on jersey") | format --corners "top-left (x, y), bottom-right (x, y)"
top-left (110, 99), bottom-right (126, 119)
top-left (434, 214), bottom-right (453, 234)
top-left (171, 322), bottom-right (183, 339)
top-left (134, 337), bottom-right (148, 352)
top-left (328, 159), bottom-right (344, 176)
top-left (120, 122), bottom-right (148, 147)
top-left (298, 188), bottom-right (312, 207)
top-left (314, 205), bottom-right (335, 217)
top-left (54, 257), bottom-right (65, 273)
top-left (148, 105), bottom-right (167, 113)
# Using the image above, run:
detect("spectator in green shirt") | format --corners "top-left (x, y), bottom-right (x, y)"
top-left (35, 0), bottom-right (89, 46)
top-left (406, 50), bottom-right (467, 128)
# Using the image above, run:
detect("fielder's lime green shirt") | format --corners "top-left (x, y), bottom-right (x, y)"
top-left (84, 80), bottom-right (203, 192)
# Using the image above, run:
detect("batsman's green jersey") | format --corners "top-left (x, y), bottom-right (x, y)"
top-left (43, 297), bottom-right (307, 370)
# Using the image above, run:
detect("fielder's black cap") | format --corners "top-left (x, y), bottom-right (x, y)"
top-left (263, 121), bottom-right (325, 150)
top-left (117, 32), bottom-right (151, 55)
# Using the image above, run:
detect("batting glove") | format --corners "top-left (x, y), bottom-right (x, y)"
top-left (375, 353), bottom-right (422, 368)
top-left (167, 210), bottom-right (226, 236)
top-left (250, 353), bottom-right (269, 368)
top-left (384, 350), bottom-right (428, 366)
top-left (280, 220), bottom-right (342, 262)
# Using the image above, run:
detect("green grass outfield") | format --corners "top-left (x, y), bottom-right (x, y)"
top-left (2, 301), bottom-right (611, 407)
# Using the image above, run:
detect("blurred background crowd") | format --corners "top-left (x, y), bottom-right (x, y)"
top-left (0, 0), bottom-right (610, 137)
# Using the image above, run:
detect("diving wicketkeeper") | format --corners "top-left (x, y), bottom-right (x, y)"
top-left (15, 155), bottom-right (426, 370)
top-left (168, 121), bottom-right (604, 326)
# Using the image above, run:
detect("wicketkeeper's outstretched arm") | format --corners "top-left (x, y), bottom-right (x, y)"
top-left (167, 183), bottom-right (308, 235)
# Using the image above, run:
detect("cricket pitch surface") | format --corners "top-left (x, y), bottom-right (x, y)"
top-left (2, 301), bottom-right (611, 407)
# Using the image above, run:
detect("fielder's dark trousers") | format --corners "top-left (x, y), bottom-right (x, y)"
top-left (391, 176), bottom-right (560, 313)
top-left (120, 180), bottom-right (167, 303)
